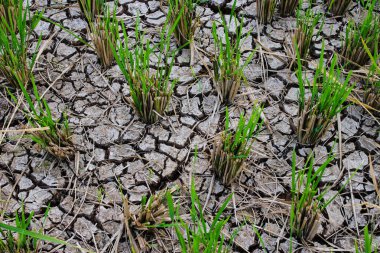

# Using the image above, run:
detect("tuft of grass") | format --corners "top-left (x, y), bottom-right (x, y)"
top-left (355, 226), bottom-right (378, 253)
top-left (89, 7), bottom-right (118, 68)
top-left (342, 0), bottom-right (380, 69)
top-left (212, 14), bottom-right (255, 104)
top-left (0, 1), bottom-right (43, 88)
top-left (327, 0), bottom-right (352, 16)
top-left (8, 77), bottom-right (74, 159)
top-left (110, 15), bottom-right (180, 123)
top-left (78, 0), bottom-right (104, 23)
top-left (0, 205), bottom-right (87, 252)
top-left (292, 8), bottom-right (323, 64)
top-left (279, 0), bottom-right (299, 17)
top-left (166, 178), bottom-right (233, 253)
top-left (168, 0), bottom-right (199, 48)
top-left (0, 0), bottom-right (20, 32)
top-left (0, 205), bottom-right (38, 252)
top-left (256, 0), bottom-right (276, 24)
top-left (211, 106), bottom-right (262, 186)
top-left (296, 42), bottom-right (353, 145)
top-left (289, 150), bottom-right (337, 244)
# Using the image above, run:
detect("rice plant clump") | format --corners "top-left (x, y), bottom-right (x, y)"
top-left (78, 0), bottom-right (104, 23)
top-left (9, 78), bottom-right (74, 159)
top-left (212, 106), bottom-right (262, 186)
top-left (89, 7), bottom-right (118, 68)
top-left (111, 16), bottom-right (179, 124)
top-left (0, 206), bottom-right (37, 252)
top-left (166, 178), bottom-right (233, 252)
top-left (279, 0), bottom-right (299, 17)
top-left (0, 0), bottom-right (20, 32)
top-left (289, 150), bottom-right (336, 244)
top-left (327, 0), bottom-right (351, 16)
top-left (212, 15), bottom-right (255, 104)
top-left (0, 1), bottom-right (43, 88)
top-left (256, 0), bottom-right (276, 24)
top-left (131, 186), bottom-right (178, 230)
top-left (292, 8), bottom-right (323, 63)
top-left (168, 0), bottom-right (199, 48)
top-left (296, 43), bottom-right (353, 145)
top-left (342, 1), bottom-right (380, 69)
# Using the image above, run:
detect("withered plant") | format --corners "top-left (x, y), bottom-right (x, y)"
top-left (211, 106), bottom-right (262, 186)
top-left (132, 187), bottom-right (178, 230)
top-left (296, 43), bottom-right (353, 145)
top-left (327, 0), bottom-right (351, 16)
top-left (212, 14), bottom-right (255, 104)
top-left (110, 15), bottom-right (180, 123)
top-left (0, 1), bottom-right (42, 88)
top-left (256, 0), bottom-right (276, 24)
top-left (342, 0), bottom-right (380, 69)
top-left (279, 0), bottom-right (299, 17)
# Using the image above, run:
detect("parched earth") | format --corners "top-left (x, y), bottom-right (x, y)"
top-left (0, 0), bottom-right (379, 252)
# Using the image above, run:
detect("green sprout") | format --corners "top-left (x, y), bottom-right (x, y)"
top-left (166, 178), bottom-right (233, 252)
top-left (212, 106), bottom-right (262, 186)
top-left (342, 0), bottom-right (380, 69)
top-left (110, 14), bottom-right (181, 123)
top-left (212, 14), bottom-right (255, 104)
top-left (0, 0), bottom-right (43, 88)
top-left (289, 150), bottom-right (336, 245)
top-left (292, 7), bottom-right (323, 65)
top-left (8, 77), bottom-right (74, 159)
top-left (296, 42), bottom-right (353, 145)
top-left (168, 0), bottom-right (199, 48)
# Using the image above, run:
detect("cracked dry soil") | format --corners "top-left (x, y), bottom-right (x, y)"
top-left (0, 0), bottom-right (379, 252)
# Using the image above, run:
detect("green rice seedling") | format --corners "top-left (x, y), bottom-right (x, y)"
top-left (0, 1), bottom-right (43, 88)
top-left (342, 0), bottom-right (380, 69)
top-left (296, 43), bottom-right (353, 145)
top-left (0, 0), bottom-right (20, 32)
top-left (289, 150), bottom-right (337, 245)
top-left (168, 0), bottom-right (199, 48)
top-left (355, 226), bottom-right (378, 253)
top-left (256, 0), bottom-right (277, 24)
top-left (8, 77), bottom-right (74, 159)
top-left (211, 106), bottom-right (262, 186)
top-left (88, 7), bottom-right (118, 68)
top-left (212, 14), bottom-right (255, 104)
top-left (292, 8), bottom-right (323, 64)
top-left (327, 0), bottom-right (352, 16)
top-left (166, 178), bottom-right (233, 253)
top-left (279, 0), bottom-right (299, 17)
top-left (0, 206), bottom-right (38, 252)
top-left (78, 0), bottom-right (104, 24)
top-left (110, 15), bottom-right (181, 123)
top-left (0, 205), bottom-right (85, 252)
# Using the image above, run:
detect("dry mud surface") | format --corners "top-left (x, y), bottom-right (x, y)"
top-left (0, 0), bottom-right (379, 252)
